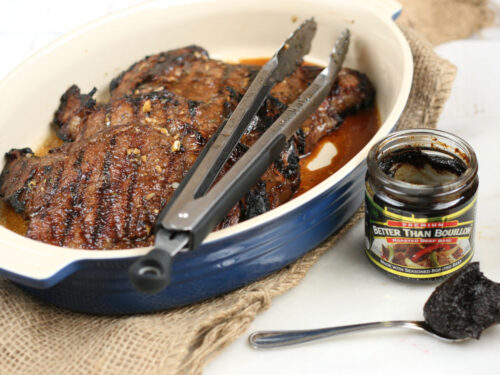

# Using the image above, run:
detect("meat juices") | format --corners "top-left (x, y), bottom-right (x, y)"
top-left (0, 45), bottom-right (376, 250)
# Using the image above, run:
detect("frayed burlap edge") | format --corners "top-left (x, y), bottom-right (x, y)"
top-left (0, 28), bottom-right (457, 375)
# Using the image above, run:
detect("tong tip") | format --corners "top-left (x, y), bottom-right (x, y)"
top-left (273, 18), bottom-right (317, 81)
top-left (332, 28), bottom-right (351, 66)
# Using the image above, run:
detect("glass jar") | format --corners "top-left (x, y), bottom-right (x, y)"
top-left (364, 129), bottom-right (479, 282)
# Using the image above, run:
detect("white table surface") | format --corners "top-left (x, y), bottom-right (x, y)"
top-left (1, 1), bottom-right (499, 374)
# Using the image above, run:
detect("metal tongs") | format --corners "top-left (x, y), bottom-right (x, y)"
top-left (129, 19), bottom-right (350, 293)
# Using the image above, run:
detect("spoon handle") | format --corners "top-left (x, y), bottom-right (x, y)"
top-left (248, 320), bottom-right (423, 349)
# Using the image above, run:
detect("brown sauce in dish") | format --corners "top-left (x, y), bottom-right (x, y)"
top-left (0, 129), bottom-right (64, 235)
top-left (296, 107), bottom-right (379, 196)
top-left (239, 58), bottom-right (319, 67)
top-left (0, 61), bottom-right (380, 236)
top-left (0, 201), bottom-right (27, 235)
top-left (239, 58), bottom-right (270, 65)
top-left (241, 58), bottom-right (380, 196)
top-left (37, 130), bottom-right (64, 156)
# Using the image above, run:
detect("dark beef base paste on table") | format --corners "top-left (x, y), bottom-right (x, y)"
top-left (0, 45), bottom-right (377, 250)
top-left (424, 262), bottom-right (500, 339)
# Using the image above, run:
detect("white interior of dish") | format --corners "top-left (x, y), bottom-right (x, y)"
top-left (0, 0), bottom-right (412, 278)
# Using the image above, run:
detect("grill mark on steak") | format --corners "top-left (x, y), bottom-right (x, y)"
top-left (0, 45), bottom-right (375, 250)
top-left (61, 149), bottom-right (84, 244)
top-left (220, 64), bottom-right (234, 95)
top-left (40, 163), bottom-right (64, 224)
top-left (188, 100), bottom-right (200, 118)
top-left (91, 136), bottom-right (116, 247)
top-left (124, 154), bottom-right (140, 242)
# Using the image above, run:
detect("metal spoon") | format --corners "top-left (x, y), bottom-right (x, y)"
top-left (248, 320), bottom-right (465, 349)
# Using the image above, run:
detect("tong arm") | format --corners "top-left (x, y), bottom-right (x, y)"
top-left (167, 29), bottom-right (350, 249)
top-left (130, 29), bottom-right (350, 294)
top-left (129, 19), bottom-right (317, 293)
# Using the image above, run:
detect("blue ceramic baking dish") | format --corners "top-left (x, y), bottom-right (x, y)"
top-left (0, 0), bottom-right (412, 314)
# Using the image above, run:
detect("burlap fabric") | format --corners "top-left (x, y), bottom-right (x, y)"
top-left (0, 1), bottom-right (494, 374)
top-left (397, 0), bottom-right (494, 45)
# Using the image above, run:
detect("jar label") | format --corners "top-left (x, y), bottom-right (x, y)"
top-left (365, 194), bottom-right (476, 280)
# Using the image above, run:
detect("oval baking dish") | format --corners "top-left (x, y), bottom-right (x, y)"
top-left (0, 0), bottom-right (412, 314)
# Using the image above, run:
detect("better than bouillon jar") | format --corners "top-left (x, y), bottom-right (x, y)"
top-left (364, 129), bottom-right (478, 282)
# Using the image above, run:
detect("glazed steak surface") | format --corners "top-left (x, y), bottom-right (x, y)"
top-left (55, 46), bottom-right (374, 154)
top-left (0, 91), bottom-right (299, 249)
top-left (0, 45), bottom-right (375, 250)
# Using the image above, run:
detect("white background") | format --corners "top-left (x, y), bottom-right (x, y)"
top-left (1, 1), bottom-right (499, 374)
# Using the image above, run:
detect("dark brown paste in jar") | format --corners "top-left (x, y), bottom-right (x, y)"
top-left (378, 148), bottom-right (467, 185)
top-left (365, 129), bottom-right (478, 282)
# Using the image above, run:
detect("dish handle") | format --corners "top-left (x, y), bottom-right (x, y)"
top-left (0, 231), bottom-right (135, 289)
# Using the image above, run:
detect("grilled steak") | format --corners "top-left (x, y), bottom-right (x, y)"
top-left (0, 91), bottom-right (299, 249)
top-left (0, 45), bottom-right (375, 250)
top-left (55, 46), bottom-right (373, 154)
